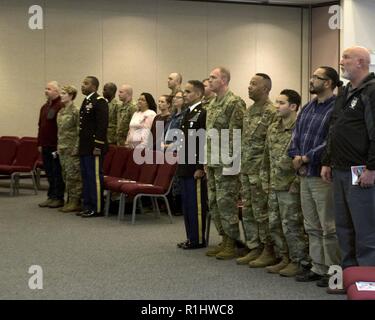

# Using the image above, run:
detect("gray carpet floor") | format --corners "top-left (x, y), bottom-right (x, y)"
top-left (0, 182), bottom-right (345, 300)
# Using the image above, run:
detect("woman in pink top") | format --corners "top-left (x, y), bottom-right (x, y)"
top-left (125, 92), bottom-right (157, 148)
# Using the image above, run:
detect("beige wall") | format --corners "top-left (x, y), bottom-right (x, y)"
top-left (311, 6), bottom-right (340, 73)
top-left (0, 0), bottom-right (306, 136)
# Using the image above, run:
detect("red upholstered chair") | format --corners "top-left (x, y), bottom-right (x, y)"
top-left (0, 139), bottom-right (39, 195)
top-left (0, 139), bottom-right (18, 166)
top-left (118, 151), bottom-right (177, 224)
top-left (104, 150), bottom-right (158, 217)
top-left (103, 146), bottom-right (131, 187)
top-left (103, 144), bottom-right (117, 176)
top-left (19, 137), bottom-right (43, 188)
top-left (0, 136), bottom-right (19, 141)
top-left (344, 266), bottom-right (375, 300)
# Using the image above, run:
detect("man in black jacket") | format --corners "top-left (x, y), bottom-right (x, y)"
top-left (176, 80), bottom-right (207, 249)
top-left (322, 46), bottom-right (375, 268)
top-left (78, 76), bottom-right (109, 218)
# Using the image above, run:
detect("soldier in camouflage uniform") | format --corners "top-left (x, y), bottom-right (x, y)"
top-left (205, 67), bottom-right (246, 260)
top-left (103, 82), bottom-right (121, 145)
top-left (117, 84), bottom-right (137, 146)
top-left (237, 73), bottom-right (278, 268)
top-left (57, 85), bottom-right (82, 212)
top-left (260, 89), bottom-right (308, 277)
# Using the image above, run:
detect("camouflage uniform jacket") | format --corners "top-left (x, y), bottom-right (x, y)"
top-left (260, 115), bottom-right (299, 192)
top-left (107, 98), bottom-right (121, 144)
top-left (206, 90), bottom-right (245, 168)
top-left (241, 99), bottom-right (276, 183)
top-left (57, 103), bottom-right (80, 154)
top-left (117, 100), bottom-right (137, 146)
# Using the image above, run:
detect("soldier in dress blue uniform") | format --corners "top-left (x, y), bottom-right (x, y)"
top-left (77, 76), bottom-right (109, 218)
top-left (176, 80), bottom-right (207, 249)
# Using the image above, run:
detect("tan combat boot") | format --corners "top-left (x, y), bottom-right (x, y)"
top-left (38, 198), bottom-right (53, 208)
top-left (248, 244), bottom-right (277, 268)
top-left (48, 199), bottom-right (65, 208)
top-left (61, 199), bottom-right (81, 212)
top-left (236, 246), bottom-right (263, 265)
top-left (279, 262), bottom-right (302, 277)
top-left (206, 235), bottom-right (228, 257)
top-left (216, 237), bottom-right (237, 260)
top-left (59, 201), bottom-right (70, 212)
top-left (265, 255), bottom-right (290, 274)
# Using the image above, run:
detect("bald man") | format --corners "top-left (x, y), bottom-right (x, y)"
top-left (237, 73), bottom-right (277, 268)
top-left (168, 72), bottom-right (182, 97)
top-left (322, 46), bottom-right (375, 269)
top-left (37, 81), bottom-right (65, 208)
top-left (117, 84), bottom-right (137, 146)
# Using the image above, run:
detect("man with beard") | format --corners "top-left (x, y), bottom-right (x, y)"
top-left (322, 47), bottom-right (375, 269)
top-left (288, 67), bottom-right (341, 287)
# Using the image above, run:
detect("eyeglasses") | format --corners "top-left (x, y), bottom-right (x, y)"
top-left (311, 75), bottom-right (329, 81)
top-left (173, 96), bottom-right (183, 99)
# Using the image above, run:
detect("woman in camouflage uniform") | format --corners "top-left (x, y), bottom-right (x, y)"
top-left (57, 85), bottom-right (82, 212)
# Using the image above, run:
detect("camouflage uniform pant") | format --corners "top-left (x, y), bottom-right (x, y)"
top-left (268, 190), bottom-right (308, 262)
top-left (59, 152), bottom-right (82, 202)
top-left (207, 166), bottom-right (240, 240)
top-left (241, 174), bottom-right (271, 249)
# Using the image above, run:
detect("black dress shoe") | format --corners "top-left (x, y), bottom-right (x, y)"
top-left (177, 240), bottom-right (189, 248)
top-left (76, 209), bottom-right (89, 216)
top-left (81, 211), bottom-right (104, 218)
top-left (295, 270), bottom-right (323, 282)
top-left (182, 242), bottom-right (206, 250)
top-left (316, 274), bottom-right (330, 287)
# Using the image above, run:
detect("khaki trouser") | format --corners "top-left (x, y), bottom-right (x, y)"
top-left (300, 177), bottom-right (340, 275)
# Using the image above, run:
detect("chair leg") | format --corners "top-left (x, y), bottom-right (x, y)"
top-left (118, 194), bottom-right (126, 221)
top-left (138, 196), bottom-right (144, 215)
top-left (206, 212), bottom-right (211, 246)
top-left (14, 174), bottom-right (20, 195)
top-left (10, 173), bottom-right (15, 196)
top-left (163, 195), bottom-right (173, 224)
top-left (132, 195), bottom-right (138, 225)
top-left (104, 191), bottom-right (111, 217)
top-left (35, 168), bottom-right (41, 190)
top-left (31, 171), bottom-right (38, 195)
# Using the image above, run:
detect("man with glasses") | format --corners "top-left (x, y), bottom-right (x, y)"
top-left (288, 67), bottom-right (342, 287)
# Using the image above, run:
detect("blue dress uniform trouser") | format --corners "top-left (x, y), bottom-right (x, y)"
top-left (80, 155), bottom-right (104, 213)
top-left (333, 169), bottom-right (375, 268)
top-left (180, 177), bottom-right (207, 245)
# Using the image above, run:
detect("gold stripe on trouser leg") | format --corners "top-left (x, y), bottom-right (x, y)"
top-left (95, 156), bottom-right (101, 213)
top-left (196, 178), bottom-right (202, 243)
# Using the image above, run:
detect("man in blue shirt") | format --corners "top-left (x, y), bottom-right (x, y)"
top-left (288, 67), bottom-right (341, 287)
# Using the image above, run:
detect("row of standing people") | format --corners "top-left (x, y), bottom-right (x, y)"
top-left (36, 46), bottom-right (375, 291)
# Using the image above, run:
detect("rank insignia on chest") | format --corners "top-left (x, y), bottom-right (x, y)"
top-left (349, 97), bottom-right (358, 110)
top-left (85, 103), bottom-right (93, 111)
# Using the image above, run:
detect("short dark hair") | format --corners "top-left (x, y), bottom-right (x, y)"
top-left (141, 92), bottom-right (157, 112)
top-left (280, 89), bottom-right (301, 111)
top-left (87, 76), bottom-right (100, 90)
top-left (187, 80), bottom-right (205, 97)
top-left (160, 94), bottom-right (173, 105)
top-left (320, 66), bottom-right (343, 90)
top-left (256, 73), bottom-right (272, 91)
